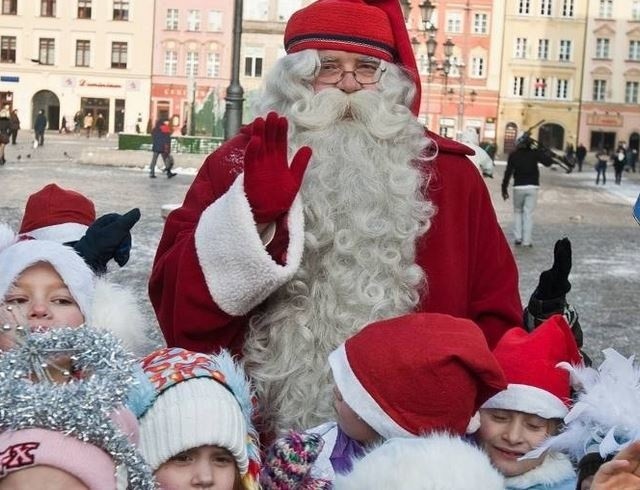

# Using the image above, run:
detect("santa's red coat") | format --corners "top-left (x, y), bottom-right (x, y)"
top-left (149, 125), bottom-right (522, 353)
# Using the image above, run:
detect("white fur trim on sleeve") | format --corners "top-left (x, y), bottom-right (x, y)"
top-left (194, 174), bottom-right (305, 316)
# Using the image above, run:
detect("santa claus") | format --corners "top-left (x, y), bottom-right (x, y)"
top-left (149, 0), bottom-right (523, 435)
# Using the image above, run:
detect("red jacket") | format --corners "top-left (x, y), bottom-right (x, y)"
top-left (149, 125), bottom-right (522, 353)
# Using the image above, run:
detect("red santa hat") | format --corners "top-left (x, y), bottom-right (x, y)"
top-left (328, 313), bottom-right (507, 439)
top-left (481, 315), bottom-right (583, 419)
top-left (284, 0), bottom-right (421, 115)
top-left (19, 183), bottom-right (96, 243)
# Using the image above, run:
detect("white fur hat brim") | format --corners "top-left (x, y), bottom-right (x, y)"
top-left (0, 239), bottom-right (95, 321)
top-left (334, 434), bottom-right (504, 490)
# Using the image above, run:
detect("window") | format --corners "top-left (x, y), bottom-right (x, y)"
top-left (556, 79), bottom-right (569, 99)
top-left (187, 10), bottom-right (200, 31)
top-left (473, 13), bottom-right (488, 34)
top-left (244, 56), bottom-right (263, 77)
top-left (449, 56), bottom-right (461, 77)
top-left (471, 57), bottom-right (485, 77)
top-left (75, 40), bottom-right (90, 67)
top-left (446, 13), bottom-right (462, 33)
top-left (593, 79), bottom-right (607, 101)
top-left (207, 52), bottom-right (220, 77)
top-left (533, 77), bottom-right (547, 97)
top-left (186, 51), bottom-right (199, 76)
top-left (538, 39), bottom-right (549, 60)
top-left (39, 38), bottom-right (55, 65)
top-left (208, 10), bottom-right (222, 31)
top-left (561, 0), bottom-right (574, 16)
top-left (512, 76), bottom-right (525, 96)
top-left (595, 38), bottom-right (610, 58)
top-left (77, 0), bottom-right (91, 18)
top-left (2, 0), bottom-right (17, 14)
top-left (165, 8), bottom-right (178, 30)
top-left (626, 81), bottom-right (639, 103)
top-left (515, 37), bottom-right (528, 58)
top-left (518, 0), bottom-right (530, 14)
top-left (598, 0), bottom-right (612, 18)
top-left (163, 50), bottom-right (177, 75)
top-left (111, 41), bottom-right (127, 68)
top-left (634, 0), bottom-right (640, 20)
top-left (41, 0), bottom-right (55, 16)
top-left (559, 40), bottom-right (572, 61)
top-left (0, 36), bottom-right (16, 63)
top-left (540, 0), bottom-right (552, 16)
top-left (113, 0), bottom-right (129, 21)
top-left (629, 40), bottom-right (640, 60)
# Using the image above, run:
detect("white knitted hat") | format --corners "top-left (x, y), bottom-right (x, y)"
top-left (0, 238), bottom-right (95, 321)
top-left (139, 378), bottom-right (248, 472)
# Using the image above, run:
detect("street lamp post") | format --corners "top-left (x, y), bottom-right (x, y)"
top-left (402, 0), bottom-right (454, 129)
top-left (224, 0), bottom-right (244, 141)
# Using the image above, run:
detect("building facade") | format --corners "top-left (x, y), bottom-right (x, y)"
top-left (579, 0), bottom-right (640, 152)
top-left (150, 0), bottom-right (233, 136)
top-left (0, 0), bottom-right (153, 133)
top-left (497, 0), bottom-right (588, 155)
top-left (408, 0), bottom-right (503, 142)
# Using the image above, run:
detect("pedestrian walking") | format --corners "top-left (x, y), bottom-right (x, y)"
top-left (576, 142), bottom-right (587, 172)
top-left (613, 144), bottom-right (626, 185)
top-left (149, 119), bottom-right (176, 178)
top-left (501, 133), bottom-right (553, 247)
top-left (73, 110), bottom-right (82, 133)
top-left (628, 147), bottom-right (638, 173)
top-left (95, 113), bottom-right (106, 138)
top-left (33, 109), bottom-right (47, 147)
top-left (595, 147), bottom-right (608, 185)
top-left (0, 105), bottom-right (9, 165)
top-left (83, 112), bottom-right (94, 138)
top-left (9, 108), bottom-right (19, 144)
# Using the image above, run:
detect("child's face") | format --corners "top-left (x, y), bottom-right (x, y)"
top-left (0, 466), bottom-right (88, 490)
top-left (3, 262), bottom-right (84, 330)
top-left (333, 386), bottom-right (380, 445)
top-left (154, 445), bottom-right (238, 490)
top-left (477, 408), bottom-right (558, 477)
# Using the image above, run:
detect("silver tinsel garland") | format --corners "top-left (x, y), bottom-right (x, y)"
top-left (0, 326), bottom-right (156, 489)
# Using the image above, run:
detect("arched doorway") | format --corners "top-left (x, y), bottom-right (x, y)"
top-left (32, 90), bottom-right (60, 131)
top-left (504, 122), bottom-right (518, 154)
top-left (538, 123), bottom-right (564, 150)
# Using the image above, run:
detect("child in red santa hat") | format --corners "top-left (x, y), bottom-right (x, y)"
top-left (18, 182), bottom-right (141, 275)
top-left (260, 312), bottom-right (508, 487)
top-left (0, 223), bottom-right (150, 357)
top-left (475, 315), bottom-right (583, 490)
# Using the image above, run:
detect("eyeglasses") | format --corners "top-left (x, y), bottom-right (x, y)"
top-left (315, 62), bottom-right (386, 85)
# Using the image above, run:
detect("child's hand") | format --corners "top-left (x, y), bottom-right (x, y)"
top-left (591, 441), bottom-right (640, 489)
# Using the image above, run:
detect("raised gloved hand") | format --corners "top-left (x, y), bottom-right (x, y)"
top-left (524, 238), bottom-right (586, 358)
top-left (71, 208), bottom-right (141, 274)
top-left (243, 112), bottom-right (312, 223)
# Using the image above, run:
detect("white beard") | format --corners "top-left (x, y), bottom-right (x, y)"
top-left (243, 88), bottom-right (435, 435)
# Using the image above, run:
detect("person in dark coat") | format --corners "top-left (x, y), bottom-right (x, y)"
top-left (501, 134), bottom-right (553, 247)
top-left (34, 110), bottom-right (47, 146)
top-left (576, 143), bottom-right (587, 172)
top-left (95, 113), bottom-right (106, 138)
top-left (149, 119), bottom-right (176, 179)
top-left (9, 109), bottom-right (20, 144)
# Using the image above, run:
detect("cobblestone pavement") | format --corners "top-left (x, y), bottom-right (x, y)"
top-left (1, 131), bottom-right (639, 360)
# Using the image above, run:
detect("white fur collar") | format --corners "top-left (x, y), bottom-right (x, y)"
top-left (505, 453), bottom-right (575, 489)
